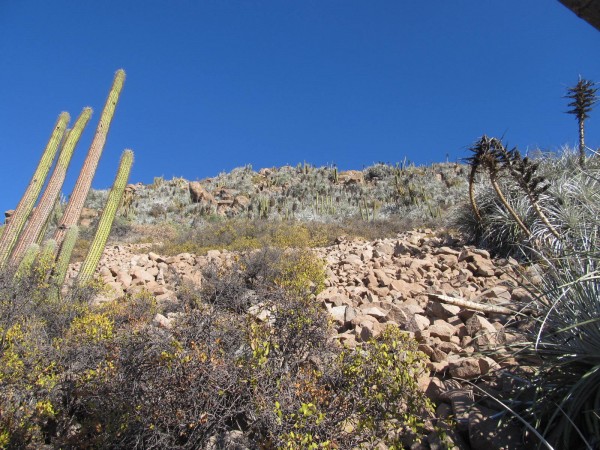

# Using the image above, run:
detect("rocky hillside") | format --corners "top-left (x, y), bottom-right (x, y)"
top-left (82, 161), bottom-right (468, 228)
top-left (6, 157), bottom-right (580, 448)
top-left (64, 226), bottom-right (535, 449)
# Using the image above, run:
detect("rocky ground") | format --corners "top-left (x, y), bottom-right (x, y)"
top-left (67, 229), bottom-right (536, 449)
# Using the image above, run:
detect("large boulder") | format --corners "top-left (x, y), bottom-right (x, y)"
top-left (338, 170), bottom-right (364, 184)
top-left (189, 181), bottom-right (216, 205)
top-left (4, 209), bottom-right (15, 225)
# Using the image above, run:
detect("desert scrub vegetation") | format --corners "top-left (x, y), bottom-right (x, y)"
top-left (93, 161), bottom-right (467, 228)
top-left (156, 216), bottom-right (436, 257)
top-left (0, 243), bottom-right (438, 449)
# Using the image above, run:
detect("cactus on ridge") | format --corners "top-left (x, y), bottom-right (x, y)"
top-left (0, 112), bottom-right (70, 268)
top-left (78, 150), bottom-right (133, 285)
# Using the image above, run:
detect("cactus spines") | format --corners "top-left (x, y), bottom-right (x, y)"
top-left (0, 112), bottom-right (70, 268)
top-left (78, 149), bottom-right (133, 286)
top-left (50, 225), bottom-right (79, 298)
top-left (34, 239), bottom-right (58, 285)
top-left (10, 108), bottom-right (92, 265)
top-left (55, 69), bottom-right (126, 245)
top-left (16, 243), bottom-right (40, 279)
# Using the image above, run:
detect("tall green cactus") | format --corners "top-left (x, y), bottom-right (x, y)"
top-left (0, 112), bottom-right (70, 268)
top-left (34, 239), bottom-right (58, 285)
top-left (3, 70), bottom-right (133, 297)
top-left (77, 150), bottom-right (133, 285)
top-left (55, 69), bottom-right (126, 246)
top-left (10, 108), bottom-right (92, 264)
top-left (50, 225), bottom-right (79, 299)
top-left (15, 243), bottom-right (40, 279)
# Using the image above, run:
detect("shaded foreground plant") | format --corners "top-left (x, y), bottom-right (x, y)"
top-left (506, 251), bottom-right (600, 449)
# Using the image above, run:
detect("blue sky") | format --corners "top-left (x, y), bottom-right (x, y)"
top-left (1, 1), bottom-right (599, 215)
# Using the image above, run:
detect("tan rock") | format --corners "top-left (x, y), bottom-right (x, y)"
top-left (448, 357), bottom-right (482, 379)
top-left (427, 300), bottom-right (461, 319)
top-left (338, 170), bottom-right (364, 184)
top-left (233, 195), bottom-right (251, 209)
top-left (153, 313), bottom-right (173, 329)
top-left (189, 181), bottom-right (216, 204)
top-left (360, 305), bottom-right (388, 320)
top-left (131, 267), bottom-right (155, 283)
top-left (404, 314), bottom-right (430, 332)
top-left (445, 389), bottom-right (474, 431)
top-left (428, 320), bottom-right (458, 341)
top-left (116, 270), bottom-right (133, 288)
top-left (329, 305), bottom-right (348, 326)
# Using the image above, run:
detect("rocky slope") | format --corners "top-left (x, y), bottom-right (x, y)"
top-left (65, 228), bottom-right (533, 449)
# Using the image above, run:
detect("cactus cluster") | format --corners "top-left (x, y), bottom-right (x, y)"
top-left (0, 69), bottom-right (134, 295)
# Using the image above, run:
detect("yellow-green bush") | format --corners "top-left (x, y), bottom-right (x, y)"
top-left (274, 248), bottom-right (326, 297)
top-left (338, 325), bottom-right (435, 447)
top-left (67, 312), bottom-right (114, 343)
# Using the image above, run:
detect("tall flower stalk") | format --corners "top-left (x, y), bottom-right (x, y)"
top-left (565, 77), bottom-right (598, 167)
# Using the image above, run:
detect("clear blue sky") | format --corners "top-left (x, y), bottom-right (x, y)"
top-left (1, 1), bottom-right (599, 215)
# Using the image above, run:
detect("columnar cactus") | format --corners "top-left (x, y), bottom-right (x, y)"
top-left (10, 108), bottom-right (92, 264)
top-left (34, 239), bottom-right (58, 285)
top-left (15, 243), bottom-right (40, 279)
top-left (0, 112), bottom-right (70, 268)
top-left (4, 70), bottom-right (133, 296)
top-left (55, 69), bottom-right (126, 245)
top-left (50, 225), bottom-right (79, 298)
top-left (77, 150), bottom-right (134, 285)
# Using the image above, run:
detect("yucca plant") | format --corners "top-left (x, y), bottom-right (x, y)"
top-left (565, 77), bottom-right (598, 167)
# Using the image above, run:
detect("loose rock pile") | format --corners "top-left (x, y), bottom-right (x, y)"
top-left (68, 229), bottom-right (533, 449)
